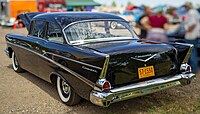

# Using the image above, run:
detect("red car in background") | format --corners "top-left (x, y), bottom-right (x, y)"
top-left (37, 0), bottom-right (66, 12)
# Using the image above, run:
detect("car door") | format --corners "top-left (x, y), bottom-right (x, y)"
top-left (37, 22), bottom-right (67, 81)
top-left (19, 20), bottom-right (48, 77)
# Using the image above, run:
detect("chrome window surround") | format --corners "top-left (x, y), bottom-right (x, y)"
top-left (61, 19), bottom-right (138, 44)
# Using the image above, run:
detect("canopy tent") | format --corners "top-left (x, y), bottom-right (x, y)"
top-left (66, 0), bottom-right (101, 6)
top-left (66, 0), bottom-right (101, 11)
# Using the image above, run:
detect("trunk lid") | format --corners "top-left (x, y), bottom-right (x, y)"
top-left (81, 39), bottom-right (179, 87)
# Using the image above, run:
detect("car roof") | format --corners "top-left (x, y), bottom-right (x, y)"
top-left (32, 12), bottom-right (126, 28)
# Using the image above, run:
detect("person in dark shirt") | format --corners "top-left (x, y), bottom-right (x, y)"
top-left (138, 6), bottom-right (151, 38)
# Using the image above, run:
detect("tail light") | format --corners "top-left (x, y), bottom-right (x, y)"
top-left (103, 81), bottom-right (111, 92)
top-left (180, 63), bottom-right (191, 73)
top-left (96, 79), bottom-right (111, 93)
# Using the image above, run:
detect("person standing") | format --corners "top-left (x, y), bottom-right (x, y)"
top-left (141, 8), bottom-right (169, 42)
top-left (138, 6), bottom-right (151, 38)
top-left (184, 2), bottom-right (200, 73)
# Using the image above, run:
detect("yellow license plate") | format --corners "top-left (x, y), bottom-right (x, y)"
top-left (138, 66), bottom-right (155, 79)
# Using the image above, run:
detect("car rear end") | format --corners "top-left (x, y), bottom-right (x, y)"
top-left (89, 42), bottom-right (195, 107)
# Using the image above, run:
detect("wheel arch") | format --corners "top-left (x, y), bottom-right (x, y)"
top-left (8, 47), bottom-right (13, 58)
top-left (50, 72), bottom-right (65, 85)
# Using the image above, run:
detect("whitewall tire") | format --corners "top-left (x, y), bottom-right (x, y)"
top-left (56, 76), bottom-right (81, 106)
top-left (12, 52), bottom-right (24, 73)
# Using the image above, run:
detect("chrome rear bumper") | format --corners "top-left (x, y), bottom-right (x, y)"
top-left (90, 73), bottom-right (195, 107)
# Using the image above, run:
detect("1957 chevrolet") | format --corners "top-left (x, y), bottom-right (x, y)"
top-left (4, 12), bottom-right (195, 107)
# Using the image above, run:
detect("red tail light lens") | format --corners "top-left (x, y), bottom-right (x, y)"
top-left (186, 65), bottom-right (191, 72)
top-left (103, 81), bottom-right (111, 93)
top-left (96, 79), bottom-right (111, 93)
top-left (103, 82), bottom-right (111, 89)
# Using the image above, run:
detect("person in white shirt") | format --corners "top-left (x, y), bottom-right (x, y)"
top-left (184, 2), bottom-right (200, 73)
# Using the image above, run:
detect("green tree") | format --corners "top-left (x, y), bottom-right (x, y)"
top-left (112, 1), bottom-right (117, 7)
top-left (127, 1), bottom-right (132, 7)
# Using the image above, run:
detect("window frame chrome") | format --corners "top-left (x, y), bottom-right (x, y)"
top-left (62, 19), bottom-right (138, 45)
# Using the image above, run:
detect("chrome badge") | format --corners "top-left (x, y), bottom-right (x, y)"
top-left (130, 54), bottom-right (157, 62)
top-left (82, 66), bottom-right (98, 73)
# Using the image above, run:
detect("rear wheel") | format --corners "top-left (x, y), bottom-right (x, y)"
top-left (56, 76), bottom-right (81, 106)
top-left (12, 52), bottom-right (24, 73)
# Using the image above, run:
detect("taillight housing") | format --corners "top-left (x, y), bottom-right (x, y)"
top-left (180, 63), bottom-right (192, 73)
top-left (96, 79), bottom-right (111, 93)
top-left (102, 81), bottom-right (111, 92)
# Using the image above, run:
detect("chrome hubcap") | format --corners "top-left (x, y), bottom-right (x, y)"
top-left (62, 81), bottom-right (70, 94)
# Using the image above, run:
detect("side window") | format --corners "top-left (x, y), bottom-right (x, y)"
top-left (30, 20), bottom-right (47, 38)
top-left (47, 22), bottom-right (64, 43)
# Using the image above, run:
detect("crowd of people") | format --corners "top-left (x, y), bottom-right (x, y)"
top-left (138, 2), bottom-right (200, 73)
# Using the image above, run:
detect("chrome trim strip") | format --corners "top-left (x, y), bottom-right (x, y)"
top-left (61, 19), bottom-right (137, 45)
top-left (130, 54), bottom-right (157, 62)
top-left (93, 51), bottom-right (110, 79)
top-left (100, 55), bottom-right (109, 79)
top-left (45, 52), bottom-right (102, 70)
top-left (111, 74), bottom-right (185, 93)
top-left (175, 42), bottom-right (193, 63)
top-left (63, 19), bottom-right (127, 31)
top-left (90, 73), bottom-right (195, 107)
top-left (7, 42), bottom-right (96, 88)
top-left (183, 45), bottom-right (193, 63)
top-left (175, 42), bottom-right (194, 46)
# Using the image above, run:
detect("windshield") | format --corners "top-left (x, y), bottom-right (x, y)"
top-left (63, 20), bottom-right (135, 44)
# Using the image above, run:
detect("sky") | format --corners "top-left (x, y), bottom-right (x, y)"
top-left (94, 0), bottom-right (200, 7)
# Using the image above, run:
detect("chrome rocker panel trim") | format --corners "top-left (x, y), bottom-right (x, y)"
top-left (90, 73), bottom-right (195, 107)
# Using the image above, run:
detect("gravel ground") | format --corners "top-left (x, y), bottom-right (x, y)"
top-left (0, 27), bottom-right (200, 114)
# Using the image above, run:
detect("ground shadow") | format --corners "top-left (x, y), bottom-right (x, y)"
top-left (7, 64), bottom-right (60, 102)
top-left (7, 64), bottom-right (13, 69)
top-left (6, 64), bottom-right (192, 114)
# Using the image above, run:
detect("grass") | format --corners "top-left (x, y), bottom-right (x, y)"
top-left (147, 96), bottom-right (200, 114)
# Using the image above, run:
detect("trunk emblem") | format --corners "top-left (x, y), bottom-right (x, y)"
top-left (130, 54), bottom-right (157, 62)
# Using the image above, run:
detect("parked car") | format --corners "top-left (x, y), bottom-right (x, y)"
top-left (5, 12), bottom-right (195, 107)
top-left (122, 9), bottom-right (144, 23)
top-left (167, 21), bottom-right (185, 39)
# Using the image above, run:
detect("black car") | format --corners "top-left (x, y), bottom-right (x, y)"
top-left (4, 12), bottom-right (195, 107)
